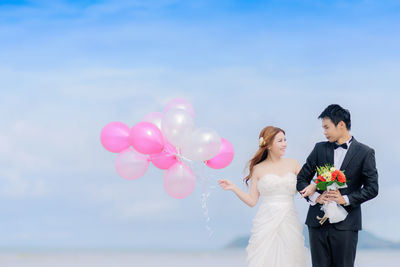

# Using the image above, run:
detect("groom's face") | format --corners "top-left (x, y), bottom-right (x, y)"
top-left (322, 118), bottom-right (341, 143)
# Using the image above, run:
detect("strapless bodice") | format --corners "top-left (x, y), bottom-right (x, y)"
top-left (257, 172), bottom-right (298, 199)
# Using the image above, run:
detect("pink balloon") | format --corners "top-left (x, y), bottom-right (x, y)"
top-left (164, 98), bottom-right (194, 117)
top-left (205, 138), bottom-right (234, 169)
top-left (115, 148), bottom-right (150, 180)
top-left (142, 112), bottom-right (163, 130)
top-left (100, 122), bottom-right (131, 153)
top-left (130, 122), bottom-right (165, 155)
top-left (164, 162), bottom-right (196, 199)
top-left (150, 143), bottom-right (178, 170)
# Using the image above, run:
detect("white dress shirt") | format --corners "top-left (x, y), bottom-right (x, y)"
top-left (308, 136), bottom-right (353, 206)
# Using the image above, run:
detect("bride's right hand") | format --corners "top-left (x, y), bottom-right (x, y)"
top-left (218, 179), bottom-right (236, 191)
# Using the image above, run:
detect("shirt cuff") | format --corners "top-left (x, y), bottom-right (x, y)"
top-left (343, 195), bottom-right (350, 206)
top-left (308, 192), bottom-right (320, 206)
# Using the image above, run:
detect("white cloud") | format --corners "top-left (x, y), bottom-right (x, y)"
top-left (0, 168), bottom-right (47, 198)
top-left (84, 181), bottom-right (181, 222)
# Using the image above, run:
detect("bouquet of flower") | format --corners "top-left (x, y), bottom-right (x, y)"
top-left (314, 164), bottom-right (348, 225)
top-left (314, 165), bottom-right (347, 191)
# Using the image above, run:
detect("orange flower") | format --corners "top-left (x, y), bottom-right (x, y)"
top-left (338, 172), bottom-right (346, 183)
top-left (317, 175), bottom-right (326, 182)
top-left (331, 170), bottom-right (339, 181)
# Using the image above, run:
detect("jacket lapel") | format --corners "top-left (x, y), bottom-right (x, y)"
top-left (326, 142), bottom-right (334, 165)
top-left (340, 138), bottom-right (360, 171)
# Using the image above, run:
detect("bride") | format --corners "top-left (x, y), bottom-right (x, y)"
top-left (218, 126), bottom-right (315, 267)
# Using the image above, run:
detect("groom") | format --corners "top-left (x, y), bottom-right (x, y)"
top-left (297, 104), bottom-right (379, 267)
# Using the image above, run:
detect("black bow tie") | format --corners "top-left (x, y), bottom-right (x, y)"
top-left (333, 136), bottom-right (353, 150)
top-left (333, 142), bottom-right (348, 150)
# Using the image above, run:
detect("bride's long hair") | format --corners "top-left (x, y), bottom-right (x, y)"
top-left (244, 126), bottom-right (285, 185)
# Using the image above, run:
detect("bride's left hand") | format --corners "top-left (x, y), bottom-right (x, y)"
top-left (218, 179), bottom-right (236, 191)
top-left (300, 183), bottom-right (317, 198)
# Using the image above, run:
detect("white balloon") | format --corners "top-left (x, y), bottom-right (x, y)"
top-left (182, 127), bottom-right (221, 161)
top-left (161, 108), bottom-right (194, 148)
top-left (164, 98), bottom-right (194, 117)
top-left (115, 148), bottom-right (149, 180)
top-left (142, 112), bottom-right (163, 130)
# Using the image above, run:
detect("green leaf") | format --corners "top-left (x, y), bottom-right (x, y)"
top-left (317, 182), bottom-right (327, 191)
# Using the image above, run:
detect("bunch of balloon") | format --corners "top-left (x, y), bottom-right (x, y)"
top-left (100, 98), bottom-right (235, 199)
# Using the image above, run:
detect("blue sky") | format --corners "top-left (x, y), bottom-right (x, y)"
top-left (0, 0), bottom-right (399, 250)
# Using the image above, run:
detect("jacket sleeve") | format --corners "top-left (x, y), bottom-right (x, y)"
top-left (348, 148), bottom-right (379, 208)
top-left (296, 143), bottom-right (318, 194)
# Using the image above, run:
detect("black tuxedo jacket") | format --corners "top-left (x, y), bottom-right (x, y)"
top-left (296, 138), bottom-right (378, 230)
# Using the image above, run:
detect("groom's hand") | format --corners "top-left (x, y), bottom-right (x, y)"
top-left (327, 190), bottom-right (346, 205)
top-left (316, 191), bottom-right (329, 204)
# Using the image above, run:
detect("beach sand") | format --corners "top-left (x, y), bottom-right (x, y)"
top-left (0, 249), bottom-right (398, 267)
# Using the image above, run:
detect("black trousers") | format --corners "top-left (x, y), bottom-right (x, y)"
top-left (308, 224), bottom-right (358, 267)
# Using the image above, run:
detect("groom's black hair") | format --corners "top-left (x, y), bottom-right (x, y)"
top-left (318, 104), bottom-right (351, 130)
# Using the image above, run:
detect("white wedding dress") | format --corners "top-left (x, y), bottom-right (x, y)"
top-left (246, 172), bottom-right (307, 267)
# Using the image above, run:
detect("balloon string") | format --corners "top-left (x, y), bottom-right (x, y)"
top-left (165, 144), bottom-right (214, 238)
top-left (164, 145), bottom-right (193, 163)
top-left (200, 175), bottom-right (216, 238)
top-left (187, 161), bottom-right (216, 238)
top-left (176, 153), bottom-right (193, 163)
